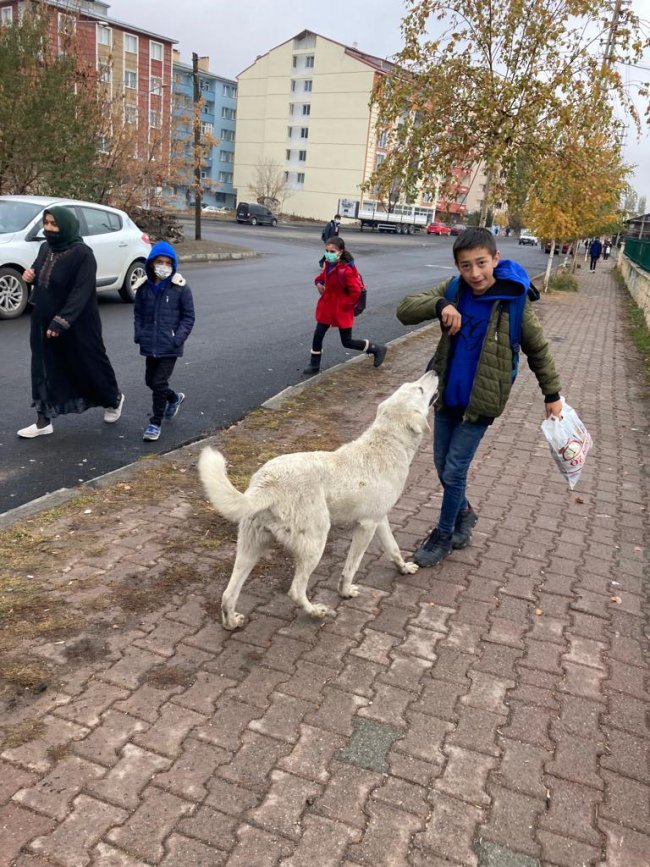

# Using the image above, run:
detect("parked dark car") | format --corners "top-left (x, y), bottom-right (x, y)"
top-left (449, 223), bottom-right (466, 236)
top-left (236, 202), bottom-right (278, 226)
top-left (544, 241), bottom-right (574, 255)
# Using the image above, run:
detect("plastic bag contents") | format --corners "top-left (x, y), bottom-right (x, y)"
top-left (541, 399), bottom-right (593, 490)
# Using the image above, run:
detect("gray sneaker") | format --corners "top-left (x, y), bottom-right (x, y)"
top-left (413, 528), bottom-right (453, 567)
top-left (452, 505), bottom-right (478, 549)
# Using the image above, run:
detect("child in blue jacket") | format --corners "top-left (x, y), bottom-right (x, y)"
top-left (134, 241), bottom-right (195, 442)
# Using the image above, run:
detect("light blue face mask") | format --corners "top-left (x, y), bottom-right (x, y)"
top-left (324, 251), bottom-right (339, 263)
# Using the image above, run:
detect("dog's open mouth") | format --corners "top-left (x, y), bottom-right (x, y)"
top-left (429, 390), bottom-right (439, 406)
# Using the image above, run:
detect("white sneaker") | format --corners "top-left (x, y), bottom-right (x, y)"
top-left (104, 393), bottom-right (125, 423)
top-left (18, 422), bottom-right (53, 438)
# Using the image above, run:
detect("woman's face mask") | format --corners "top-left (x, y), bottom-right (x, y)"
top-left (153, 263), bottom-right (173, 280)
top-left (324, 250), bottom-right (339, 263)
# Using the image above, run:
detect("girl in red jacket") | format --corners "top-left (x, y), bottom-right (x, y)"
top-left (303, 236), bottom-right (387, 375)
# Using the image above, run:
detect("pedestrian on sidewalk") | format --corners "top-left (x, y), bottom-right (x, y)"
top-left (18, 206), bottom-right (124, 439)
top-left (133, 241), bottom-right (195, 442)
top-left (303, 236), bottom-right (386, 375)
top-left (396, 227), bottom-right (563, 567)
top-left (589, 238), bottom-right (603, 271)
top-left (603, 239), bottom-right (612, 260)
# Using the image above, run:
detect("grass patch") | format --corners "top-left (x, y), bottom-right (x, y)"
top-left (614, 266), bottom-right (650, 385)
top-left (111, 563), bottom-right (207, 614)
top-left (0, 656), bottom-right (52, 690)
top-left (0, 719), bottom-right (46, 750)
top-left (142, 664), bottom-right (196, 689)
top-left (0, 574), bottom-right (82, 649)
top-left (548, 271), bottom-right (579, 292)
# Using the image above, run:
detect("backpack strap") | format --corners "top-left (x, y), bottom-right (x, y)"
top-left (444, 275), bottom-right (461, 302)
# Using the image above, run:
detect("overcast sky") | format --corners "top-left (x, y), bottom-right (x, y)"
top-left (106, 0), bottom-right (650, 203)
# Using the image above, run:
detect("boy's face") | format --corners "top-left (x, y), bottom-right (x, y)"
top-left (455, 246), bottom-right (500, 295)
top-left (153, 256), bottom-right (173, 268)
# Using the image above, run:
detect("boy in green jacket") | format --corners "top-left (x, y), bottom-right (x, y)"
top-left (397, 228), bottom-right (562, 567)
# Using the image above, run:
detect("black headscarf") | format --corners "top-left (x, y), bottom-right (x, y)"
top-left (43, 206), bottom-right (83, 252)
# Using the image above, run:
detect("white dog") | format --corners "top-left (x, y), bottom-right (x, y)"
top-left (198, 370), bottom-right (438, 630)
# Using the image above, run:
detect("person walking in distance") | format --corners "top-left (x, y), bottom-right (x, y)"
top-left (303, 236), bottom-right (386, 375)
top-left (589, 238), bottom-right (603, 272)
top-left (18, 206), bottom-right (124, 438)
top-left (133, 241), bottom-right (195, 442)
top-left (321, 214), bottom-right (341, 244)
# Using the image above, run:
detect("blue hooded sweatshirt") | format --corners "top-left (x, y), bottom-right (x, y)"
top-left (133, 241), bottom-right (195, 357)
top-left (444, 259), bottom-right (529, 409)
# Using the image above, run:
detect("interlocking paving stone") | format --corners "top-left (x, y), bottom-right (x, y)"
top-left (335, 717), bottom-right (402, 772)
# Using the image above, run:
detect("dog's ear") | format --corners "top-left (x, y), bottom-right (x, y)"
top-left (406, 411), bottom-right (430, 434)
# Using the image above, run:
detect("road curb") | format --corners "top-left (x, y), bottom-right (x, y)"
top-left (176, 250), bottom-right (258, 263)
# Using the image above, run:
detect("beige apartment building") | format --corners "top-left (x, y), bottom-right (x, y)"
top-left (234, 30), bottom-right (443, 222)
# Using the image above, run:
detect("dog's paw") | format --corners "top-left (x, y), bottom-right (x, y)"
top-left (401, 562), bottom-right (419, 574)
top-left (339, 584), bottom-right (361, 598)
top-left (222, 612), bottom-right (246, 630)
top-left (310, 603), bottom-right (332, 619)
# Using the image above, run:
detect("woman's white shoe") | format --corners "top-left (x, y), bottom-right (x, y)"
top-left (17, 423), bottom-right (54, 438)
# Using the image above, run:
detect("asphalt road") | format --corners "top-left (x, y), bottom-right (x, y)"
top-left (1, 226), bottom-right (550, 515)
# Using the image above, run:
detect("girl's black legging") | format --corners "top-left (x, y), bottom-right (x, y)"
top-left (312, 322), bottom-right (366, 352)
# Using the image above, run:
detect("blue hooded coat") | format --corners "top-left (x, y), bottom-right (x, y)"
top-left (133, 241), bottom-right (195, 357)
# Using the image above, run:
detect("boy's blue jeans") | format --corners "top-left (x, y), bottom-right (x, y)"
top-left (433, 409), bottom-right (489, 535)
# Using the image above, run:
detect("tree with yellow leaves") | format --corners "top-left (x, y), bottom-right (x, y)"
top-left (369, 0), bottom-right (648, 226)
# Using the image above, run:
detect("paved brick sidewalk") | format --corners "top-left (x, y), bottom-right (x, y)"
top-left (0, 261), bottom-right (648, 867)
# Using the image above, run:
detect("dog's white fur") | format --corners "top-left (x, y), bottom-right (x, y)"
top-left (198, 370), bottom-right (438, 630)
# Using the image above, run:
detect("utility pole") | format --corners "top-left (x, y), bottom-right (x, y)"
top-left (192, 52), bottom-right (202, 241)
top-left (602, 0), bottom-right (623, 70)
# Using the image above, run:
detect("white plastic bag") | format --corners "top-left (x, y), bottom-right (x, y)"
top-left (541, 399), bottom-right (592, 489)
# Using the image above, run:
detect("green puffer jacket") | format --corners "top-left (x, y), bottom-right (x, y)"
top-left (397, 277), bottom-right (561, 422)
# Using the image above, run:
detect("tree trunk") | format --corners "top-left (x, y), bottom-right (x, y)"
top-left (479, 167), bottom-right (494, 228)
top-left (543, 241), bottom-right (555, 291)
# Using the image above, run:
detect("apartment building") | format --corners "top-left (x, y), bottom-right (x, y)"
top-left (0, 0), bottom-right (175, 167)
top-left (170, 53), bottom-right (237, 210)
top-left (234, 30), bottom-right (444, 222)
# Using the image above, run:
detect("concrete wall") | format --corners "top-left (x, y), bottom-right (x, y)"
top-left (618, 251), bottom-right (650, 329)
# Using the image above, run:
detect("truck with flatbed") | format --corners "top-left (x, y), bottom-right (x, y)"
top-left (357, 201), bottom-right (433, 234)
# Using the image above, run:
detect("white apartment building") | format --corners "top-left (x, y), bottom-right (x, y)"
top-left (234, 30), bottom-right (439, 222)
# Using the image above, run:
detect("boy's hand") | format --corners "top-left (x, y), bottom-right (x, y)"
top-left (316, 282), bottom-right (325, 295)
top-left (545, 400), bottom-right (563, 418)
top-left (23, 268), bottom-right (35, 284)
top-left (440, 303), bottom-right (462, 335)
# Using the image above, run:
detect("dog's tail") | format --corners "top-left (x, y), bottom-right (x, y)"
top-left (198, 447), bottom-right (253, 523)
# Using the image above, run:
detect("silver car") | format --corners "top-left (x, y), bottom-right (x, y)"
top-left (0, 195), bottom-right (152, 320)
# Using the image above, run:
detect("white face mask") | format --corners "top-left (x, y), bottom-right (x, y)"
top-left (153, 263), bottom-right (173, 280)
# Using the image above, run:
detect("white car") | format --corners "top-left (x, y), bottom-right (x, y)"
top-left (518, 231), bottom-right (538, 246)
top-left (202, 205), bottom-right (228, 214)
top-left (0, 195), bottom-right (152, 320)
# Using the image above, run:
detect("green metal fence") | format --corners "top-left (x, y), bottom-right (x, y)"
top-left (624, 238), bottom-right (650, 273)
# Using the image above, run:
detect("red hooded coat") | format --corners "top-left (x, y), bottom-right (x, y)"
top-left (313, 261), bottom-right (362, 328)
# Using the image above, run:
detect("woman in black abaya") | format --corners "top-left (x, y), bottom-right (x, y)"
top-left (18, 206), bottom-right (125, 438)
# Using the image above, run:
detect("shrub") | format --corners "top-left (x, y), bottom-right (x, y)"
top-left (548, 272), bottom-right (578, 292)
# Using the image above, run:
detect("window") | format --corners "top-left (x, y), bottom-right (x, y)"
top-left (287, 126), bottom-right (293, 138)
top-left (302, 104), bottom-right (310, 116)
top-left (291, 80), bottom-right (296, 92)
top-left (292, 55), bottom-right (297, 68)
top-left (124, 33), bottom-right (138, 54)
top-left (200, 170), bottom-right (207, 180)
top-left (222, 83), bottom-right (236, 98)
top-left (289, 104), bottom-right (295, 116)
top-left (304, 80), bottom-right (312, 92)
top-left (150, 110), bottom-right (161, 128)
top-left (150, 76), bottom-right (162, 95)
top-left (297, 172), bottom-right (305, 184)
top-left (97, 25), bottom-right (111, 46)
top-left (80, 207), bottom-right (121, 236)
top-left (99, 63), bottom-right (112, 84)
top-left (305, 55), bottom-right (315, 68)
top-left (125, 104), bottom-right (137, 125)
top-left (150, 41), bottom-right (163, 61)
top-left (221, 107), bottom-right (235, 120)
top-left (1, 7), bottom-right (13, 24)
top-left (201, 121), bottom-right (213, 135)
top-left (220, 128), bottom-right (235, 142)
top-left (375, 154), bottom-right (385, 167)
top-left (299, 150), bottom-right (306, 161)
top-left (124, 70), bottom-right (137, 89)
top-left (218, 171), bottom-right (233, 183)
top-left (284, 171), bottom-right (289, 181)
top-left (377, 130), bottom-right (388, 148)
top-left (286, 149), bottom-right (291, 160)
top-left (300, 127), bottom-right (309, 139)
top-left (219, 151), bottom-right (233, 163)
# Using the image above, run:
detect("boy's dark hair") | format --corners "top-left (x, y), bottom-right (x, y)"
top-left (326, 234), bottom-right (353, 263)
top-left (452, 227), bottom-right (497, 262)
top-left (335, 213), bottom-right (341, 219)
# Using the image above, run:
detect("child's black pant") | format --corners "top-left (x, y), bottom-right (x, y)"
top-left (145, 356), bottom-right (178, 425)
top-left (312, 323), bottom-right (366, 352)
